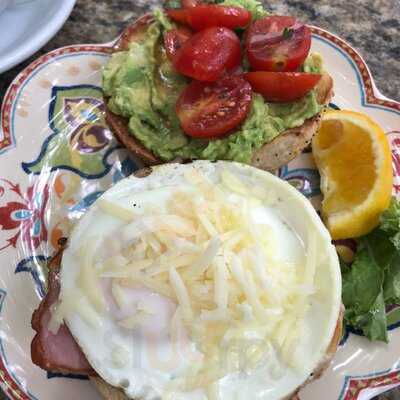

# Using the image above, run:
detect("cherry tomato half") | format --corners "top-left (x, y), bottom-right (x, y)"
top-left (167, 5), bottom-right (252, 31)
top-left (176, 75), bottom-right (252, 138)
top-left (244, 71), bottom-right (321, 102)
top-left (246, 16), bottom-right (311, 72)
top-left (172, 27), bottom-right (241, 82)
top-left (164, 27), bottom-right (192, 61)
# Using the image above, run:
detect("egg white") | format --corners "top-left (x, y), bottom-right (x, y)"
top-left (60, 161), bottom-right (342, 400)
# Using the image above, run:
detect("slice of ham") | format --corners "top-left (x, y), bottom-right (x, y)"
top-left (31, 247), bottom-right (96, 376)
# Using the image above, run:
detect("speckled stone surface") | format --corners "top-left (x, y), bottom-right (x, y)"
top-left (0, 0), bottom-right (399, 103)
top-left (0, 1), bottom-right (399, 399)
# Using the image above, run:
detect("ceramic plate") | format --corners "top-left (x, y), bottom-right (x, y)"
top-left (0, 26), bottom-right (400, 400)
top-left (0, 0), bottom-right (76, 73)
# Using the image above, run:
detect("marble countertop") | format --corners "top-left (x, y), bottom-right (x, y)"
top-left (1, 0), bottom-right (399, 102)
top-left (0, 1), bottom-right (399, 399)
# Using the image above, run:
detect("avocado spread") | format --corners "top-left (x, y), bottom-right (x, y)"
top-left (102, 0), bottom-right (324, 164)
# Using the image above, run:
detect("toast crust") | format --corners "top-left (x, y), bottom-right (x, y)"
top-left (251, 74), bottom-right (333, 170)
top-left (104, 14), bottom-right (334, 171)
top-left (105, 109), bottom-right (160, 165)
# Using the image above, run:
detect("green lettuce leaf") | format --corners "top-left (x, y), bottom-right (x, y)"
top-left (364, 229), bottom-right (398, 272)
top-left (381, 198), bottom-right (400, 232)
top-left (342, 241), bottom-right (388, 342)
top-left (383, 252), bottom-right (400, 304)
top-left (361, 292), bottom-right (388, 342)
top-left (342, 244), bottom-right (384, 314)
top-left (342, 197), bottom-right (400, 342)
top-left (380, 198), bottom-right (400, 250)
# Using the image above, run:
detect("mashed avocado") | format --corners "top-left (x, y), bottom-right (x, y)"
top-left (103, 4), bottom-right (324, 164)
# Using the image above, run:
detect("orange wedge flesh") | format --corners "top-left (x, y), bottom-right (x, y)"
top-left (312, 110), bottom-right (393, 240)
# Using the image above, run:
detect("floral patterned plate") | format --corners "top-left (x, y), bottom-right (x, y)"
top-left (0, 26), bottom-right (400, 400)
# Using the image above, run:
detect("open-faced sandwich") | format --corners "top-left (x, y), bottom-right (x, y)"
top-left (31, 161), bottom-right (343, 399)
top-left (103, 0), bottom-right (333, 170)
top-left (26, 2), bottom-right (400, 398)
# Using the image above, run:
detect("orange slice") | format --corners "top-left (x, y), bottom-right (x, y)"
top-left (312, 110), bottom-right (393, 240)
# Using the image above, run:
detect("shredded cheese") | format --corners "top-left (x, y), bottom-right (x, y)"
top-left (75, 296), bottom-right (102, 329)
top-left (189, 237), bottom-right (221, 278)
top-left (198, 213), bottom-right (219, 237)
top-left (62, 167), bottom-right (316, 389)
top-left (118, 310), bottom-right (149, 329)
top-left (97, 198), bottom-right (136, 222)
top-left (170, 306), bottom-right (182, 344)
top-left (147, 233), bottom-right (162, 253)
top-left (102, 254), bottom-right (129, 271)
top-left (169, 268), bottom-right (193, 319)
top-left (214, 256), bottom-right (228, 310)
top-left (146, 253), bottom-right (197, 277)
top-left (111, 281), bottom-right (128, 309)
top-left (200, 309), bottom-right (232, 322)
top-left (220, 169), bottom-right (248, 196)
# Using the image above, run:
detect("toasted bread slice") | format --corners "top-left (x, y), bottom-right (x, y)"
top-left (104, 14), bottom-right (333, 171)
top-left (251, 73), bottom-right (333, 170)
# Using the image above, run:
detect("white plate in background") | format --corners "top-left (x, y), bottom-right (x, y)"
top-left (0, 0), bottom-right (76, 73)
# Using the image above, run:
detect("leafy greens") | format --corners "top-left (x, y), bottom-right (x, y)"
top-left (342, 198), bottom-right (400, 342)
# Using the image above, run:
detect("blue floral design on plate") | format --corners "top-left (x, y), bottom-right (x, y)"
top-left (279, 165), bottom-right (321, 198)
top-left (21, 85), bottom-right (122, 180)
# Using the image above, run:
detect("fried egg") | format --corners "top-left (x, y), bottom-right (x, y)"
top-left (57, 161), bottom-right (342, 400)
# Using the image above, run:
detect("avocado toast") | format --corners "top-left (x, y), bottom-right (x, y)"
top-left (102, 0), bottom-right (333, 170)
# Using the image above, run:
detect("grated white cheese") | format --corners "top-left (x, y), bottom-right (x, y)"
top-left (220, 169), bottom-right (248, 196)
top-left (230, 255), bottom-right (264, 317)
top-left (198, 213), bottom-right (219, 237)
top-left (63, 167), bottom-right (316, 386)
top-left (146, 233), bottom-right (162, 253)
top-left (170, 306), bottom-right (181, 343)
top-left (118, 310), bottom-right (149, 329)
top-left (214, 256), bottom-right (228, 310)
top-left (169, 268), bottom-right (193, 320)
top-left (97, 198), bottom-right (136, 222)
top-left (111, 281), bottom-right (128, 309)
top-left (102, 254), bottom-right (129, 271)
top-left (189, 237), bottom-right (221, 278)
top-left (75, 297), bottom-right (102, 329)
top-left (200, 309), bottom-right (232, 322)
top-left (145, 253), bottom-right (197, 277)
